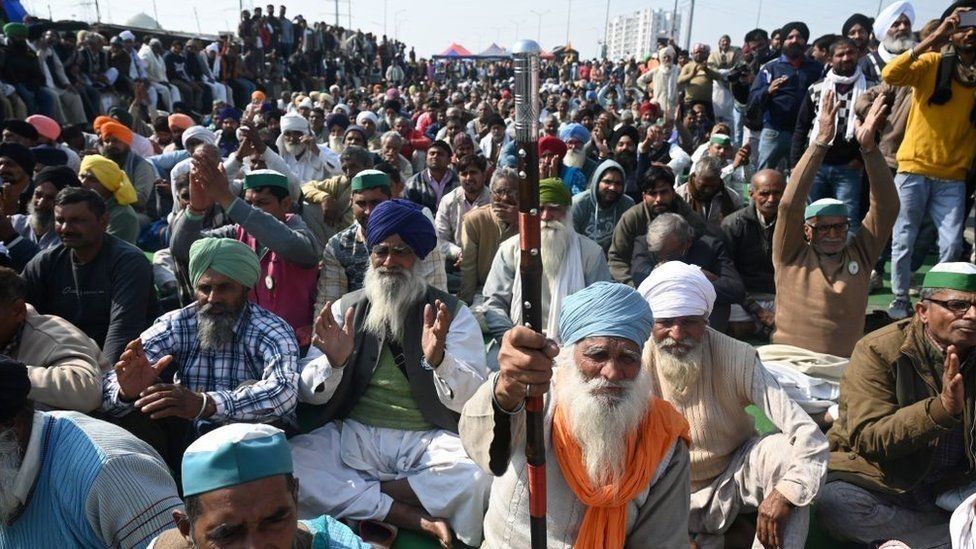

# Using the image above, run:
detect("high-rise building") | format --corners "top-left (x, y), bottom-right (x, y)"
top-left (604, 8), bottom-right (680, 60)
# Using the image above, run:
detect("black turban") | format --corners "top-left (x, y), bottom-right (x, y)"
top-left (0, 355), bottom-right (30, 423)
top-left (609, 125), bottom-right (640, 149)
top-left (780, 21), bottom-right (810, 42)
top-left (0, 142), bottom-right (36, 174)
top-left (2, 120), bottom-right (39, 141)
top-left (35, 165), bottom-right (81, 190)
top-left (842, 13), bottom-right (874, 36)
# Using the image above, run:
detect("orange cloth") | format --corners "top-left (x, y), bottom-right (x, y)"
top-left (93, 115), bottom-right (113, 133)
top-left (552, 392), bottom-right (690, 549)
top-left (251, 90), bottom-right (266, 102)
top-left (168, 113), bottom-right (194, 131)
top-left (99, 122), bottom-right (133, 145)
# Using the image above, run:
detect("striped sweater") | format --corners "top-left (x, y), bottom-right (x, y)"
top-left (0, 411), bottom-right (182, 548)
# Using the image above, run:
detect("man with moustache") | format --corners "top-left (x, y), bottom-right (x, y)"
top-left (572, 159), bottom-right (635, 253)
top-left (819, 263), bottom-right (976, 546)
top-left (677, 154), bottom-right (744, 235)
top-left (101, 237), bottom-right (300, 471)
top-left (638, 261), bottom-right (828, 548)
top-left (292, 199), bottom-right (490, 547)
top-left (98, 121), bottom-right (157, 211)
top-left (538, 135), bottom-right (587, 196)
top-left (1, 166), bottom-right (77, 270)
top-left (277, 112), bottom-right (332, 184)
top-left (861, 2), bottom-right (916, 81)
top-left (21, 188), bottom-right (155, 365)
top-left (558, 122), bottom-right (599, 181)
top-left (0, 357), bottom-right (182, 547)
top-left (482, 178), bottom-right (611, 340)
top-left (843, 13), bottom-right (875, 59)
top-left (460, 282), bottom-right (692, 547)
top-left (458, 167), bottom-right (520, 305)
top-left (0, 142), bottom-right (36, 217)
top-left (791, 37), bottom-right (876, 235)
top-left (435, 154), bottom-right (491, 272)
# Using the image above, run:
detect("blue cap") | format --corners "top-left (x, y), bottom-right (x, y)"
top-left (181, 423), bottom-right (293, 497)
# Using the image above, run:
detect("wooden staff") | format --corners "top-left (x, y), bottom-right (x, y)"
top-left (512, 38), bottom-right (546, 549)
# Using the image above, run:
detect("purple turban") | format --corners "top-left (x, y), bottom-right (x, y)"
top-left (366, 199), bottom-right (436, 259)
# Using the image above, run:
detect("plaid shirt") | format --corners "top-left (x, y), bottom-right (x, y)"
top-left (102, 302), bottom-right (299, 427)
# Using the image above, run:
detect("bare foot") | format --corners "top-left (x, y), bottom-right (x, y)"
top-left (420, 517), bottom-right (453, 548)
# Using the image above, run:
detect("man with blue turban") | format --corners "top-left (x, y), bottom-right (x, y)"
top-left (292, 199), bottom-right (490, 547)
top-left (460, 281), bottom-right (692, 547)
top-left (638, 261), bottom-right (828, 549)
top-left (152, 423), bottom-right (368, 548)
top-left (102, 236), bottom-right (301, 472)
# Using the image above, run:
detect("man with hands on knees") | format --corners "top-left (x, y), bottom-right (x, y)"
top-left (291, 199), bottom-right (490, 548)
top-left (101, 236), bottom-right (300, 473)
top-left (460, 282), bottom-right (692, 548)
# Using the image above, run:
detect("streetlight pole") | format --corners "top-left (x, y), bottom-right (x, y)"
top-left (510, 18), bottom-right (522, 41)
top-left (685, 0), bottom-right (695, 51)
top-left (565, 0), bottom-right (572, 45)
top-left (529, 10), bottom-right (549, 44)
top-left (602, 0), bottom-right (611, 58)
top-left (756, 0), bottom-right (762, 28)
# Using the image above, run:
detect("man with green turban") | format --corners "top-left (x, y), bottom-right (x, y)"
top-left (822, 262), bottom-right (976, 545)
top-left (101, 235), bottom-right (301, 471)
top-left (482, 177), bottom-right (611, 340)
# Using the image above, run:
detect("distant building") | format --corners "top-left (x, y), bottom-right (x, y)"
top-left (605, 8), bottom-right (679, 60)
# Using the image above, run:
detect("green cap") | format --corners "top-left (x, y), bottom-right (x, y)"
top-left (922, 262), bottom-right (976, 291)
top-left (243, 169), bottom-right (289, 191)
top-left (540, 177), bottom-right (572, 206)
top-left (709, 134), bottom-right (732, 147)
top-left (351, 169), bottom-right (391, 192)
top-left (804, 198), bottom-right (847, 220)
top-left (3, 23), bottom-right (27, 39)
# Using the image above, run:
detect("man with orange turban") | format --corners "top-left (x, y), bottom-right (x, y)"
top-left (461, 282), bottom-right (692, 548)
top-left (98, 120), bottom-right (157, 210)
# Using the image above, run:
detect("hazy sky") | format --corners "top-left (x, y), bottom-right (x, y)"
top-left (27, 0), bottom-right (950, 59)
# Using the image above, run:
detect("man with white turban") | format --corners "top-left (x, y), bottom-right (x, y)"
top-left (861, 1), bottom-right (916, 81)
top-left (276, 112), bottom-right (334, 183)
top-left (638, 261), bottom-right (828, 548)
top-left (461, 281), bottom-right (692, 547)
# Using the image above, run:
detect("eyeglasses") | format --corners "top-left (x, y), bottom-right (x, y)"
top-left (925, 298), bottom-right (976, 316)
top-left (805, 221), bottom-right (849, 236)
top-left (371, 243), bottom-right (415, 258)
top-left (491, 188), bottom-right (517, 199)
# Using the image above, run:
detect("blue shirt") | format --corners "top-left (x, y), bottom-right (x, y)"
top-left (747, 55), bottom-right (824, 132)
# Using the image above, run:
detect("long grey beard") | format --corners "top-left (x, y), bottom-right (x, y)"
top-left (563, 148), bottom-right (586, 169)
top-left (28, 202), bottom-right (53, 237)
top-left (362, 264), bottom-right (426, 343)
top-left (197, 303), bottom-right (242, 350)
top-left (328, 135), bottom-right (345, 153)
top-left (0, 428), bottom-right (23, 523)
top-left (282, 141), bottom-right (305, 157)
top-left (649, 336), bottom-right (704, 395)
top-left (883, 35), bottom-right (916, 55)
top-left (541, 220), bottom-right (573, 284)
top-left (555, 346), bottom-right (652, 486)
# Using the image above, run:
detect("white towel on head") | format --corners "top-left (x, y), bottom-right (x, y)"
top-left (874, 1), bottom-right (915, 40)
top-left (637, 261), bottom-right (716, 319)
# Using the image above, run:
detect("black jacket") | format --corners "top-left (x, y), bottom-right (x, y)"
top-left (722, 205), bottom-right (776, 297)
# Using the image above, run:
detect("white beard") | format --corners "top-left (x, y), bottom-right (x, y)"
top-left (541, 219), bottom-right (573, 284)
top-left (563, 148), bottom-right (586, 169)
top-left (649, 337), bottom-right (704, 395)
top-left (282, 140), bottom-right (304, 157)
top-left (328, 135), bottom-right (345, 153)
top-left (362, 263), bottom-right (427, 343)
top-left (27, 201), bottom-right (53, 237)
top-left (0, 428), bottom-right (23, 523)
top-left (882, 35), bottom-right (916, 55)
top-left (555, 346), bottom-right (652, 486)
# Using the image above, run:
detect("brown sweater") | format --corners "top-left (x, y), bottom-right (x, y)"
top-left (458, 205), bottom-right (517, 304)
top-left (771, 144), bottom-right (898, 357)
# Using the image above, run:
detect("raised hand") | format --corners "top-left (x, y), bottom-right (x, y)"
top-left (855, 94), bottom-right (889, 153)
top-left (115, 339), bottom-right (174, 401)
top-left (312, 302), bottom-right (356, 368)
top-left (767, 76), bottom-right (788, 95)
top-left (815, 90), bottom-right (839, 145)
top-left (941, 344), bottom-right (964, 417)
top-left (191, 146), bottom-right (234, 207)
top-left (422, 300), bottom-right (452, 367)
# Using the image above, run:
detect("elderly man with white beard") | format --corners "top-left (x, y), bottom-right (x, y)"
top-left (291, 199), bottom-right (490, 548)
top-left (276, 112), bottom-right (334, 183)
top-left (481, 178), bottom-right (611, 341)
top-left (860, 1), bottom-right (917, 81)
top-left (0, 356), bottom-right (183, 547)
top-left (460, 281), bottom-right (692, 547)
top-left (638, 261), bottom-right (829, 548)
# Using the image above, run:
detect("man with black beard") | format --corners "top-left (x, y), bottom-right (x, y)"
top-left (482, 178), bottom-right (611, 341)
top-left (843, 13), bottom-right (875, 58)
top-left (1, 166), bottom-right (77, 270)
top-left (101, 237), bottom-right (300, 471)
top-left (571, 159), bottom-right (635, 253)
top-left (638, 262), bottom-right (828, 549)
top-left (292, 199), bottom-right (489, 547)
top-left (0, 356), bottom-right (181, 547)
top-left (608, 125), bottom-right (640, 200)
top-left (98, 120), bottom-right (158, 212)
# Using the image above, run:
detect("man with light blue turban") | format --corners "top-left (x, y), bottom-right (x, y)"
top-left (639, 261), bottom-right (828, 549)
top-left (151, 423), bottom-right (368, 548)
top-left (460, 281), bottom-right (692, 548)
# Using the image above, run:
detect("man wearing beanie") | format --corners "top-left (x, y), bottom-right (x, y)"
top-left (821, 263), bottom-right (976, 546)
top-left (0, 356), bottom-right (181, 547)
top-left (482, 178), bottom-right (610, 341)
top-left (747, 21), bottom-right (824, 170)
top-left (293, 199), bottom-right (489, 547)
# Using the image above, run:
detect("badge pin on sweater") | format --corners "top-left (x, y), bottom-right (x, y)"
top-left (848, 261), bottom-right (859, 276)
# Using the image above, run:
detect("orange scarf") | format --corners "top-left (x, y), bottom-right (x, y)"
top-left (552, 397), bottom-right (690, 549)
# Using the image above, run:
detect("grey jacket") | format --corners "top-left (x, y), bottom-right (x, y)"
top-left (571, 160), bottom-right (635, 253)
